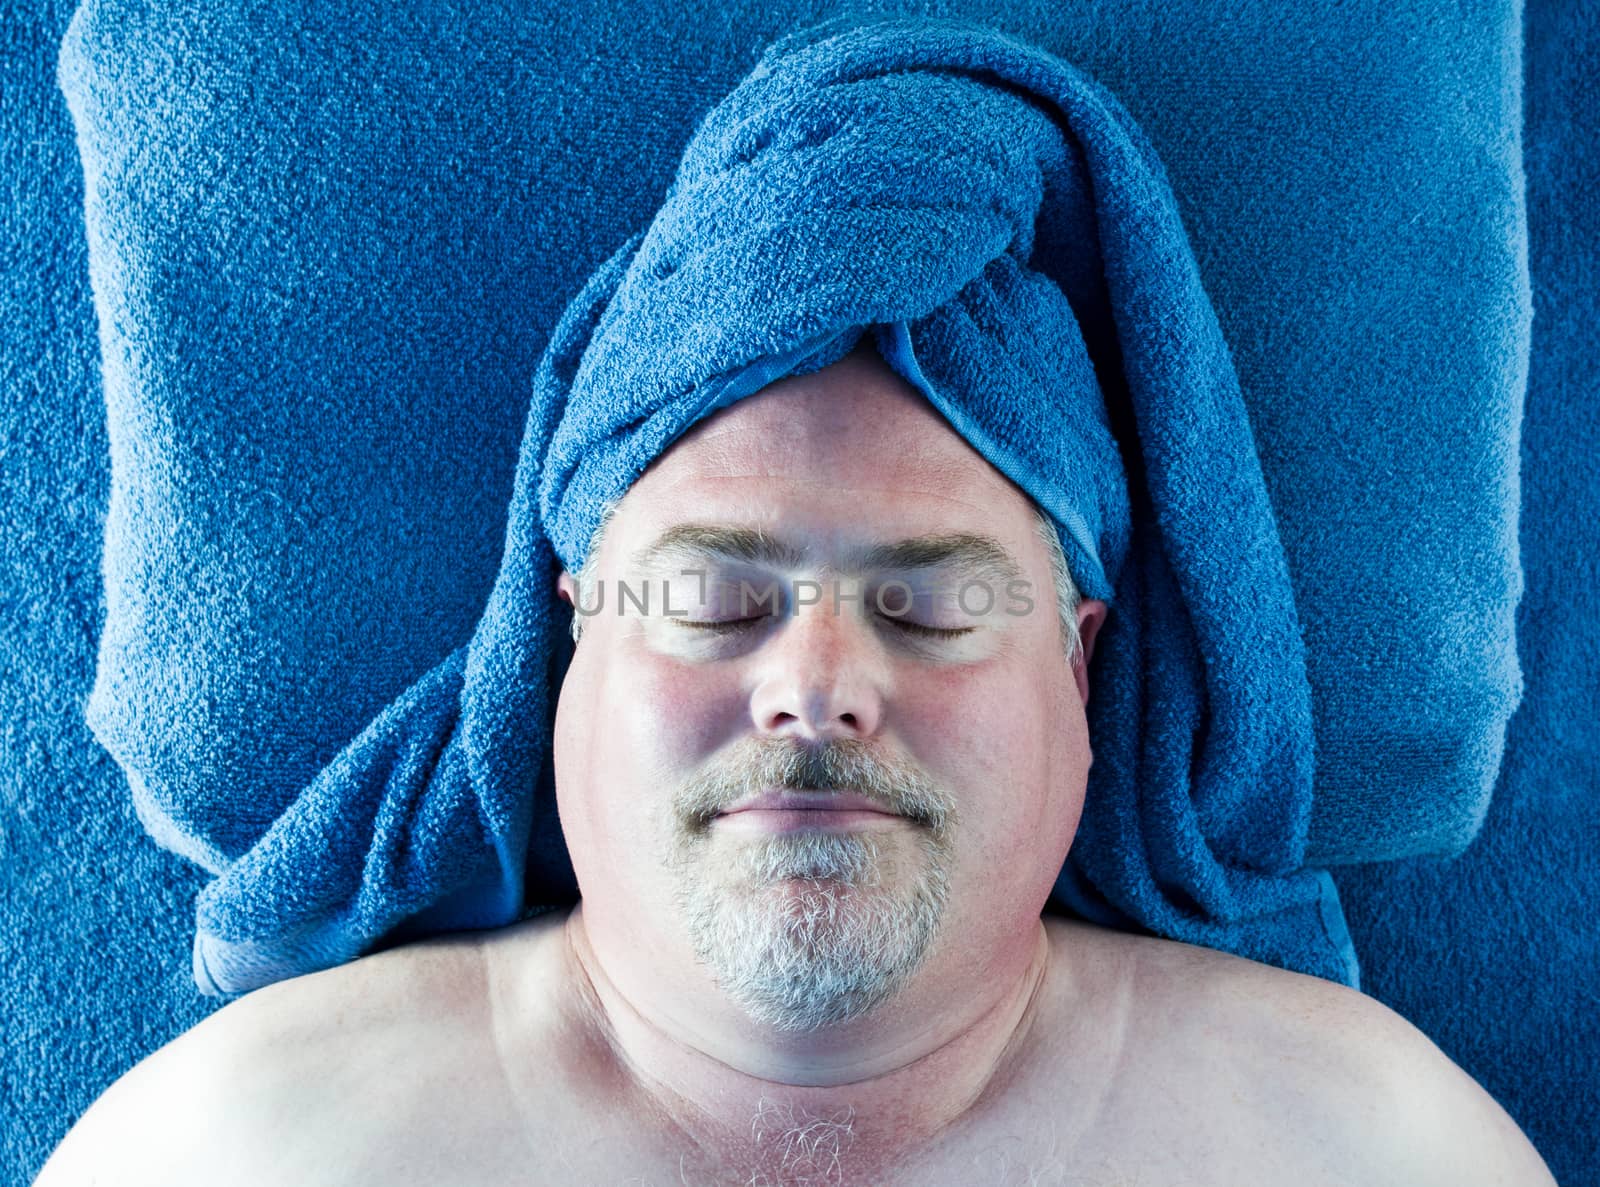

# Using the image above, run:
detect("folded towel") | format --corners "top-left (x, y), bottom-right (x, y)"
top-left (163, 15), bottom-right (1357, 994)
top-left (28, 1), bottom-right (1549, 1180)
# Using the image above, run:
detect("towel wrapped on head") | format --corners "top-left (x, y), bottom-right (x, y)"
top-left (190, 15), bottom-right (1356, 995)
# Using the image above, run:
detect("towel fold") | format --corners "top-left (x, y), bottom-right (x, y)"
top-left (169, 15), bottom-right (1357, 994)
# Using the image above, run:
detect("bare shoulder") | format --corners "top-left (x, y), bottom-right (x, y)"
top-left (33, 927), bottom-right (509, 1187)
top-left (1048, 919), bottom-right (1556, 1186)
top-left (1176, 940), bottom-right (1553, 1186)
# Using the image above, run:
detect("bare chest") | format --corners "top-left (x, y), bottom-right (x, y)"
top-left (281, 1057), bottom-right (1334, 1187)
top-left (243, 921), bottom-right (1363, 1187)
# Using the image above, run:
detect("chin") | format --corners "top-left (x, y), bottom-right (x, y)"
top-left (671, 837), bottom-right (954, 1033)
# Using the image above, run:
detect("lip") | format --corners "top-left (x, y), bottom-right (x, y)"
top-left (714, 789), bottom-right (899, 817)
top-left (711, 807), bottom-right (904, 835)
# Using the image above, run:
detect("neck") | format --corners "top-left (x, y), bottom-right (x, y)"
top-left (559, 903), bottom-right (1056, 1174)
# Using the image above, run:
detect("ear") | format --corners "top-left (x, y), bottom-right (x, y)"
top-left (556, 570), bottom-right (578, 607)
top-left (1072, 599), bottom-right (1108, 706)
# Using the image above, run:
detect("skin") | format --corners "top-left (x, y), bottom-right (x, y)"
top-left (539, 339), bottom-right (1105, 1177)
top-left (36, 343), bottom-right (1557, 1186)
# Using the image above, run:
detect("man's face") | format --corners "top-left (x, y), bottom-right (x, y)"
top-left (552, 342), bottom-right (1105, 1033)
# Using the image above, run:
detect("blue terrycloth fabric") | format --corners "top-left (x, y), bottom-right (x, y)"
top-left (1333, 1), bottom-right (1600, 1178)
top-left (2, 5), bottom-right (220, 1181)
top-left (127, 16), bottom-right (1354, 994)
top-left (56, 0), bottom-right (1535, 1003)
top-left (13, 1), bottom-right (1585, 1183)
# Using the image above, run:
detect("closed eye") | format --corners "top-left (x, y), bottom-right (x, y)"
top-left (670, 615), bottom-right (975, 639)
top-left (672, 616), bottom-right (769, 631)
top-left (883, 617), bottom-right (976, 639)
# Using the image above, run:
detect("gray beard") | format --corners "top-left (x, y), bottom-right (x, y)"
top-left (668, 828), bottom-right (952, 1032)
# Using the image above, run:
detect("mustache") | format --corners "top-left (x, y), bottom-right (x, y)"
top-left (673, 737), bottom-right (955, 834)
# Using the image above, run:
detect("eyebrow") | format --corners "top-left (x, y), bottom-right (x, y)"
top-left (628, 522), bottom-right (1025, 585)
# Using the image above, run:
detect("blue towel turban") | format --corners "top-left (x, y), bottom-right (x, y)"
top-left (186, 15), bottom-right (1356, 994)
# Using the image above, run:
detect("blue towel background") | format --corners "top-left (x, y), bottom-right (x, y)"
top-left (162, 14), bottom-right (1357, 999)
top-left (1331, 0), bottom-right (1600, 1173)
top-left (1, 0), bottom-right (1592, 1182)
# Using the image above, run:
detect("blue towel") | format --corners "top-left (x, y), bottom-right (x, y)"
top-left (150, 16), bottom-right (1356, 994)
top-left (19, 2), bottom-right (1576, 1183)
top-left (1334, 2), bottom-right (1600, 1178)
top-left (60, 3), bottom-right (1535, 1007)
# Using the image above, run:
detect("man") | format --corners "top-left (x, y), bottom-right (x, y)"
top-left (38, 343), bottom-right (1555, 1186)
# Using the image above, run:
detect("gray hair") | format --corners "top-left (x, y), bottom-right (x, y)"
top-left (568, 495), bottom-right (1085, 667)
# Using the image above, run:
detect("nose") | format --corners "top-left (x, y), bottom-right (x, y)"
top-left (748, 587), bottom-right (886, 743)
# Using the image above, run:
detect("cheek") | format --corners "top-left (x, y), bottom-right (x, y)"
top-left (551, 640), bottom-right (613, 884)
top-left (562, 635), bottom-right (744, 868)
top-left (617, 640), bottom-right (742, 775)
top-left (899, 660), bottom-right (1082, 874)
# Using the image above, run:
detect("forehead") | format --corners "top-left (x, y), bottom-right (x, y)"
top-left (616, 344), bottom-right (1038, 544)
